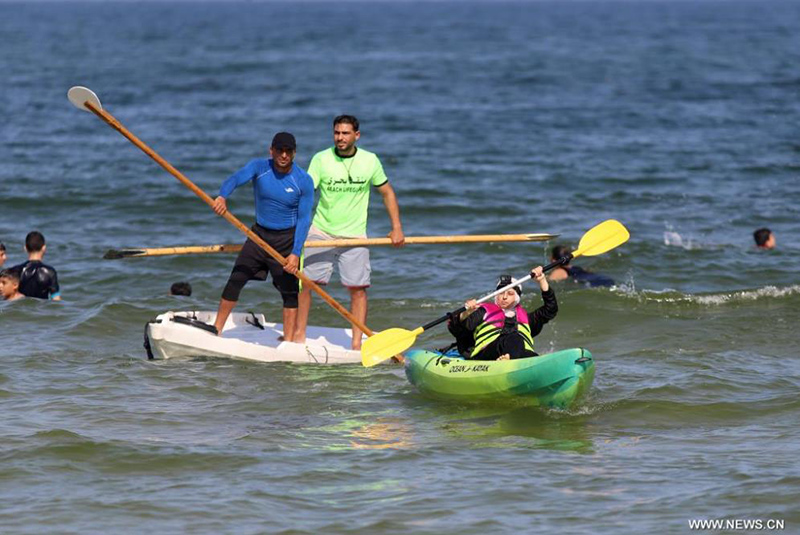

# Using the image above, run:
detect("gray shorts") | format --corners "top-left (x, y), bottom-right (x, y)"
top-left (302, 226), bottom-right (371, 287)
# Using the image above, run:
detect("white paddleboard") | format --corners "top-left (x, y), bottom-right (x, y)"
top-left (145, 311), bottom-right (367, 364)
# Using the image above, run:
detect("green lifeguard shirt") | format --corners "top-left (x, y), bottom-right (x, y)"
top-left (307, 146), bottom-right (388, 237)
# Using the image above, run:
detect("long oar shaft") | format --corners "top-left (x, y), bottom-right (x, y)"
top-left (83, 100), bottom-right (373, 337)
top-left (104, 244), bottom-right (242, 259)
top-left (104, 233), bottom-right (558, 259)
top-left (365, 234), bottom-right (556, 245)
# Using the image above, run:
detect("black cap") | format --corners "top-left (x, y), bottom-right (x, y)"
top-left (271, 132), bottom-right (296, 150)
top-left (496, 274), bottom-right (522, 296)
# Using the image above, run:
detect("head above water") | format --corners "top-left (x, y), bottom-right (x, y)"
top-left (0, 268), bottom-right (21, 300)
top-left (170, 282), bottom-right (192, 297)
top-left (753, 228), bottom-right (775, 249)
top-left (0, 268), bottom-right (19, 283)
top-left (551, 245), bottom-right (573, 263)
top-left (25, 231), bottom-right (46, 253)
top-left (0, 242), bottom-right (6, 267)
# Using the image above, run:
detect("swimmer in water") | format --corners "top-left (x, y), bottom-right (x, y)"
top-left (548, 245), bottom-right (615, 288)
top-left (12, 231), bottom-right (61, 300)
top-left (753, 228), bottom-right (775, 250)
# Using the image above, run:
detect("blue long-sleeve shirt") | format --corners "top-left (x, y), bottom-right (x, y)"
top-left (219, 159), bottom-right (315, 257)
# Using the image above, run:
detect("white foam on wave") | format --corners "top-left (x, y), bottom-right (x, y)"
top-left (610, 270), bottom-right (637, 295)
top-left (663, 222), bottom-right (693, 249)
top-left (663, 230), bottom-right (695, 250)
top-left (662, 223), bottom-right (730, 251)
top-left (635, 285), bottom-right (800, 306)
top-left (694, 285), bottom-right (800, 305)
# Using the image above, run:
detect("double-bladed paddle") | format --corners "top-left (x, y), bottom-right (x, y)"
top-left (360, 219), bottom-right (630, 367)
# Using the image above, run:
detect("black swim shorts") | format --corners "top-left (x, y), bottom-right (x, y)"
top-left (221, 225), bottom-right (299, 307)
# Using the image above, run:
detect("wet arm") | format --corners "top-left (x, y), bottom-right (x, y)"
top-left (48, 267), bottom-right (61, 301)
top-left (292, 177), bottom-right (315, 257)
top-left (376, 182), bottom-right (404, 245)
top-left (219, 160), bottom-right (259, 198)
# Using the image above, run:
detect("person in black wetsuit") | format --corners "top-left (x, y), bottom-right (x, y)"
top-left (548, 245), bottom-right (615, 288)
top-left (12, 231), bottom-right (61, 300)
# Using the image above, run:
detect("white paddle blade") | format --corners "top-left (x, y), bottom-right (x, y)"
top-left (68, 86), bottom-right (102, 112)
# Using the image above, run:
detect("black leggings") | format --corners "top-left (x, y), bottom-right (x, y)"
top-left (221, 225), bottom-right (299, 308)
top-left (471, 332), bottom-right (537, 361)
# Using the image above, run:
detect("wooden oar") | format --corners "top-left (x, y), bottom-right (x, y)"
top-left (360, 219), bottom-right (630, 367)
top-left (68, 86), bottom-right (373, 338)
top-left (104, 244), bottom-right (242, 259)
top-left (103, 233), bottom-right (559, 259)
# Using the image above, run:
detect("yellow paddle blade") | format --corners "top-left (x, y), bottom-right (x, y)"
top-left (361, 327), bottom-right (423, 367)
top-left (573, 219), bottom-right (630, 258)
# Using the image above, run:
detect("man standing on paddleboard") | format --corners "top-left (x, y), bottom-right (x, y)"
top-left (211, 132), bottom-right (315, 339)
top-left (294, 115), bottom-right (405, 350)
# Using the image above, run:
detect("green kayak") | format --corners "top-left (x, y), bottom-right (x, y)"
top-left (404, 348), bottom-right (595, 409)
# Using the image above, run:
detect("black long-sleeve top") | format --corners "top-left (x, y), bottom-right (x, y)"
top-left (458, 288), bottom-right (559, 336)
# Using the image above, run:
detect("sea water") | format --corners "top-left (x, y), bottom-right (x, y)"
top-left (1, 1), bottom-right (798, 533)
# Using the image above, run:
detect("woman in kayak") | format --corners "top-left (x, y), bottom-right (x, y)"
top-left (548, 245), bottom-right (615, 287)
top-left (448, 266), bottom-right (558, 361)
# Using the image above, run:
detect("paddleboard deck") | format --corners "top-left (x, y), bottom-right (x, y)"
top-left (144, 310), bottom-right (366, 364)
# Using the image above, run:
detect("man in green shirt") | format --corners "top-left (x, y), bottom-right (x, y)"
top-left (295, 115), bottom-right (404, 350)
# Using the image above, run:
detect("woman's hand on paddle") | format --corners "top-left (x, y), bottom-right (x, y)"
top-left (212, 196), bottom-right (228, 216)
top-left (284, 254), bottom-right (300, 275)
top-left (459, 299), bottom-right (479, 321)
top-left (531, 266), bottom-right (549, 292)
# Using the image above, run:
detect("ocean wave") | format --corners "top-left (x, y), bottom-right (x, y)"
top-left (661, 227), bottom-right (728, 252)
top-left (663, 230), bottom-right (698, 250)
top-left (635, 285), bottom-right (800, 306)
top-left (373, 282), bottom-right (800, 314)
